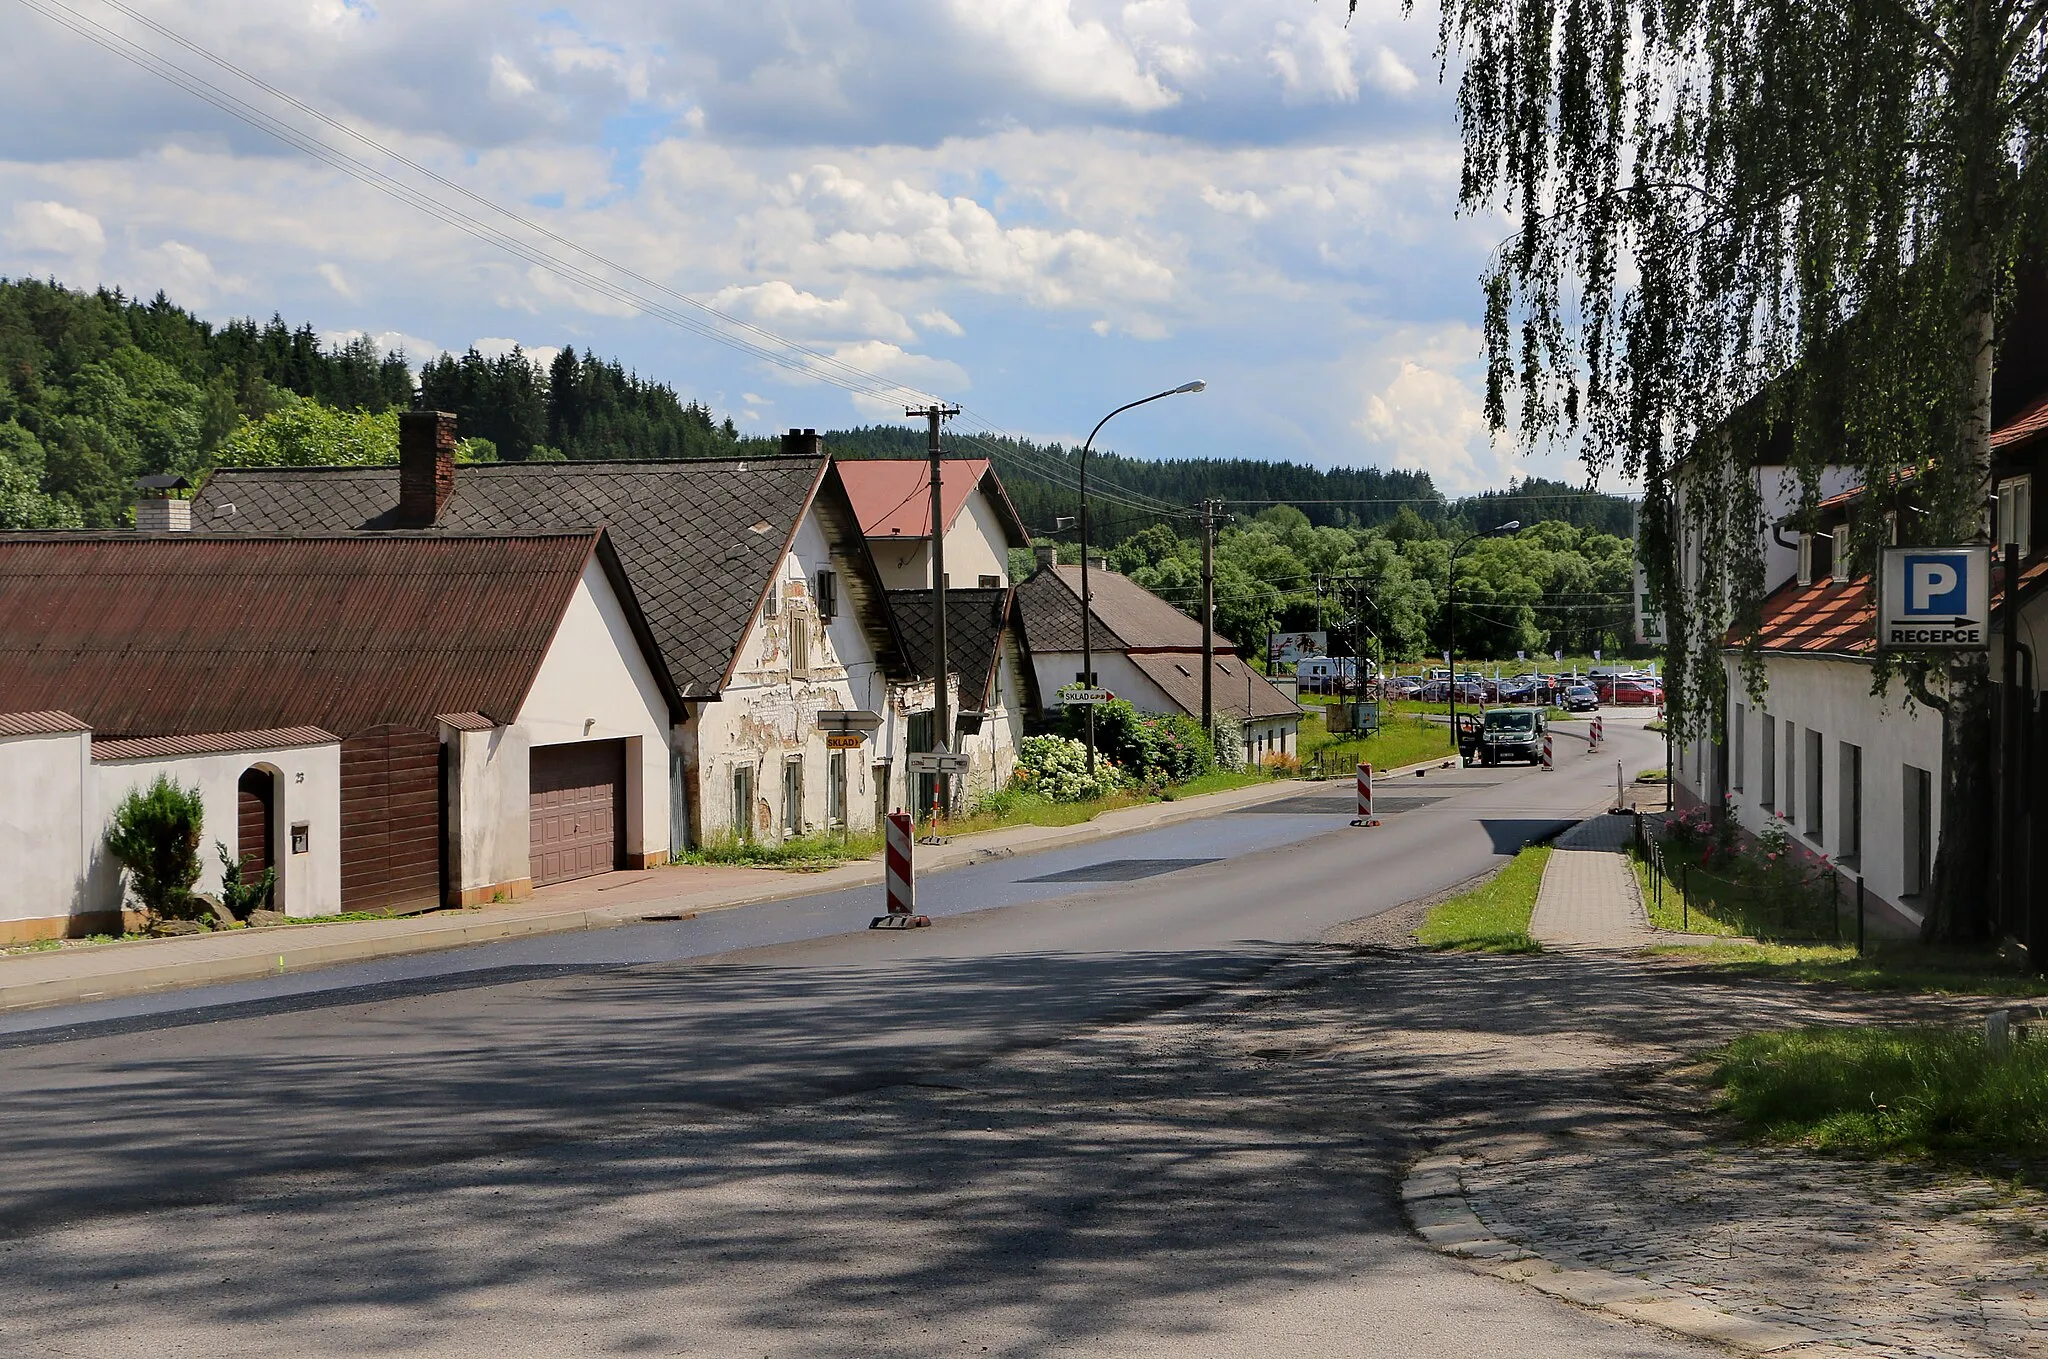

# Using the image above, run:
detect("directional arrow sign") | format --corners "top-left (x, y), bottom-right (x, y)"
top-left (1879, 547), bottom-right (1991, 651)
top-left (907, 751), bottom-right (970, 774)
top-left (1061, 688), bottom-right (1113, 705)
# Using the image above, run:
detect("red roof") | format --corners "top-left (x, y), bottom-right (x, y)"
top-left (0, 710), bottom-right (88, 738)
top-left (92, 727), bottom-right (336, 761)
top-left (0, 532), bottom-right (631, 739)
top-left (1995, 392), bottom-right (2048, 451)
top-left (835, 458), bottom-right (1029, 545)
top-left (1737, 576), bottom-right (1876, 656)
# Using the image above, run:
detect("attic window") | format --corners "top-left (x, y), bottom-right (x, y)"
top-left (1219, 663), bottom-right (1234, 676)
top-left (1174, 663), bottom-right (1190, 677)
top-left (750, 520), bottom-right (774, 535)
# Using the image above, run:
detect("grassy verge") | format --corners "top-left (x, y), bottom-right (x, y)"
top-left (679, 830), bottom-right (885, 871)
top-left (1300, 713), bottom-right (1457, 777)
top-left (1416, 845), bottom-right (1550, 954)
top-left (1654, 940), bottom-right (2048, 997)
top-left (1714, 1025), bottom-right (2048, 1163)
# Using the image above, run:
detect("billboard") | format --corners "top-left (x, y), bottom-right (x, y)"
top-left (1267, 630), bottom-right (1328, 665)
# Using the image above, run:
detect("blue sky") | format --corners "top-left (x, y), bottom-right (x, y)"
top-left (0, 0), bottom-right (1589, 494)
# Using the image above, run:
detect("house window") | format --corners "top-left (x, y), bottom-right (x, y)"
top-left (782, 757), bottom-right (804, 837)
top-left (1731, 703), bottom-right (1745, 792)
top-left (1903, 764), bottom-right (1933, 896)
top-left (732, 766), bottom-right (754, 841)
top-left (1804, 728), bottom-right (1824, 840)
top-left (1797, 534), bottom-right (1814, 587)
top-left (828, 751), bottom-right (847, 828)
top-left (815, 568), bottom-right (838, 622)
top-left (1783, 720), bottom-right (1797, 823)
top-left (789, 612), bottom-right (811, 678)
top-left (1760, 714), bottom-right (1776, 809)
top-left (1831, 529), bottom-right (1850, 583)
top-left (1839, 742), bottom-right (1863, 865)
top-left (1998, 475), bottom-right (2032, 556)
top-left (978, 573), bottom-right (1001, 589)
top-left (762, 579), bottom-right (781, 619)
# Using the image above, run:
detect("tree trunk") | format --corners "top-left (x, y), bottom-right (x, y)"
top-left (1926, 655), bottom-right (1995, 942)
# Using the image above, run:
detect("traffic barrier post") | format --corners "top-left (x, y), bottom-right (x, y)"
top-left (1542, 732), bottom-right (1554, 771)
top-left (1350, 763), bottom-right (1379, 827)
top-left (870, 810), bottom-right (931, 929)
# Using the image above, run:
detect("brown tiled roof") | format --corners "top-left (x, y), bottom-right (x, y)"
top-left (1015, 565), bottom-right (1206, 653)
top-left (1736, 576), bottom-right (1876, 657)
top-left (92, 727), bottom-right (336, 761)
top-left (887, 588), bottom-right (1012, 710)
top-left (837, 459), bottom-right (1031, 546)
top-left (436, 712), bottom-right (496, 731)
top-left (0, 710), bottom-right (88, 738)
top-left (0, 533), bottom-right (612, 738)
top-left (1994, 392), bottom-right (2048, 450)
top-left (190, 455), bottom-right (900, 697)
top-left (1127, 653), bottom-right (1301, 723)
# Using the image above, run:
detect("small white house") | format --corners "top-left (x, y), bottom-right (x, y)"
top-left (837, 455), bottom-right (1032, 592)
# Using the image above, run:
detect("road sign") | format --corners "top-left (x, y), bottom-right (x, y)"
top-left (907, 750), bottom-right (970, 774)
top-left (817, 708), bottom-right (883, 733)
top-left (1268, 630), bottom-right (1327, 665)
top-left (1879, 546), bottom-right (1991, 649)
top-left (1061, 688), bottom-right (1113, 705)
top-left (826, 733), bottom-right (864, 749)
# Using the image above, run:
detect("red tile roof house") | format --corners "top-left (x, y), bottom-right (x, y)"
top-left (0, 528), bottom-right (675, 942)
top-left (838, 455), bottom-right (1035, 809)
top-left (190, 419), bottom-right (919, 850)
top-left (1668, 393), bottom-right (2048, 932)
top-left (1015, 558), bottom-right (1302, 766)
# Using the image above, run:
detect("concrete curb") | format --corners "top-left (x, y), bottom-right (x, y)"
top-left (1, 758), bottom-right (1455, 1015)
top-left (1401, 1149), bottom-right (1829, 1354)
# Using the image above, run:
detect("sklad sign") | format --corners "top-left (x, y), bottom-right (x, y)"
top-left (1879, 546), bottom-right (1991, 650)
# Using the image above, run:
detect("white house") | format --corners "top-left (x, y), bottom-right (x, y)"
top-left (0, 525), bottom-right (676, 938)
top-left (837, 455), bottom-right (1032, 591)
top-left (1016, 557), bottom-right (1302, 762)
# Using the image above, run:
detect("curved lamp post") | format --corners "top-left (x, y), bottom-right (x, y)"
top-left (1446, 520), bottom-right (1521, 752)
top-left (1078, 380), bottom-right (1206, 772)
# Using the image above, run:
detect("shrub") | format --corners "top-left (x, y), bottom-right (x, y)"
top-left (1211, 713), bottom-right (1246, 771)
top-left (1056, 692), bottom-right (1215, 786)
top-left (215, 841), bottom-right (275, 920)
top-left (1016, 735), bottom-right (1123, 802)
top-left (105, 776), bottom-right (205, 925)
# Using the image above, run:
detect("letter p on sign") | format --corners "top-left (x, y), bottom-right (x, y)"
top-left (1906, 558), bottom-right (1963, 614)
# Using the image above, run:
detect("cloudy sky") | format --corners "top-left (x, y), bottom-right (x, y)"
top-left (0, 0), bottom-right (1576, 493)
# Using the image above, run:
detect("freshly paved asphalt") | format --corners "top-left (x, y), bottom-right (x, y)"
top-left (0, 714), bottom-right (1702, 1356)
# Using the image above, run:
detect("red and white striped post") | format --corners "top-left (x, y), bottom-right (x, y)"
top-left (1542, 731), bottom-right (1554, 771)
top-left (871, 810), bottom-right (931, 929)
top-left (1591, 714), bottom-right (1604, 748)
top-left (1350, 762), bottom-right (1379, 827)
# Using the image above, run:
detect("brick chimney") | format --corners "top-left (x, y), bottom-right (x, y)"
top-left (781, 428), bottom-right (823, 457)
top-left (398, 410), bottom-right (458, 526)
top-left (1034, 543), bottom-right (1057, 573)
top-left (134, 474), bottom-right (192, 532)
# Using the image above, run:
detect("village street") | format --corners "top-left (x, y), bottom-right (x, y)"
top-left (0, 717), bottom-right (1793, 1358)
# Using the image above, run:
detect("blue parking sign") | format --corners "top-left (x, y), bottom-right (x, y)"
top-left (1879, 546), bottom-right (1990, 649)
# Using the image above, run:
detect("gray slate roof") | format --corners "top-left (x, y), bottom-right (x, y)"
top-left (886, 588), bottom-right (1012, 710)
top-left (192, 456), bottom-right (889, 698)
top-left (1014, 564), bottom-right (1206, 653)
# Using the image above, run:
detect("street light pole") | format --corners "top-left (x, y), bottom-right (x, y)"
top-left (1446, 520), bottom-right (1521, 755)
top-left (1076, 380), bottom-right (1206, 773)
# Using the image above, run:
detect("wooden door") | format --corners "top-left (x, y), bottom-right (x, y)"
top-left (340, 726), bottom-right (443, 914)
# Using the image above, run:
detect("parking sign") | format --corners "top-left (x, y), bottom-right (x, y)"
top-left (1879, 546), bottom-right (1991, 649)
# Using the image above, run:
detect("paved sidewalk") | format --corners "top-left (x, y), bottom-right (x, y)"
top-left (1528, 814), bottom-right (1656, 949)
top-left (0, 763), bottom-right (1433, 1015)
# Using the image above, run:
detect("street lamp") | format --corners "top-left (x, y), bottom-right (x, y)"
top-left (1446, 519), bottom-right (1520, 757)
top-left (1078, 380), bottom-right (1206, 772)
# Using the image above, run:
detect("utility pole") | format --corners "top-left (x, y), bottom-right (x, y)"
top-left (1201, 498), bottom-right (1220, 736)
top-left (908, 402), bottom-right (961, 815)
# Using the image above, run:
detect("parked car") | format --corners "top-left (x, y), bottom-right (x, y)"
top-left (1477, 707), bottom-right (1547, 766)
top-left (1562, 683), bottom-right (1599, 712)
top-left (1599, 676), bottom-right (1663, 705)
top-left (1385, 675), bottom-right (1423, 698)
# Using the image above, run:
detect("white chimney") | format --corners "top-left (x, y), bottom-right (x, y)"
top-left (134, 475), bottom-right (193, 532)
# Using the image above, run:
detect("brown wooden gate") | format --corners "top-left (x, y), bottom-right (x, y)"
top-left (236, 767), bottom-right (274, 876)
top-left (340, 725), bottom-right (443, 914)
top-left (529, 741), bottom-right (626, 887)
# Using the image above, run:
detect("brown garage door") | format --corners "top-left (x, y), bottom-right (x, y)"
top-left (340, 726), bottom-right (444, 914)
top-left (530, 741), bottom-right (626, 887)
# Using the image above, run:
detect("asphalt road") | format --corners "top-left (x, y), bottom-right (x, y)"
top-left (0, 713), bottom-right (1703, 1357)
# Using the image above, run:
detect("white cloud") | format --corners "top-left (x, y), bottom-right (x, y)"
top-left (1371, 47), bottom-right (1421, 95)
top-left (942, 0), bottom-right (1180, 112)
top-left (916, 308), bottom-right (964, 336)
top-left (5, 200), bottom-right (103, 267)
top-left (490, 54), bottom-right (538, 100)
top-left (472, 337), bottom-right (562, 369)
top-left (317, 262), bottom-right (358, 299)
top-left (324, 329), bottom-right (445, 364)
top-left (707, 280), bottom-right (917, 344)
top-left (1267, 19), bottom-right (1358, 104)
top-left (133, 240), bottom-right (236, 307)
top-left (1352, 328), bottom-right (1515, 494)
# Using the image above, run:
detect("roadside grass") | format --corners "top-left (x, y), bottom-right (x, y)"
top-left (1714, 1025), bottom-right (2048, 1163)
top-left (1416, 845), bottom-right (1550, 954)
top-left (679, 830), bottom-right (885, 871)
top-left (1300, 712), bottom-right (1457, 777)
top-left (1653, 940), bottom-right (2048, 998)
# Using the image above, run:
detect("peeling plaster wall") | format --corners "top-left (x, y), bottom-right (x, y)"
top-left (685, 511), bottom-right (886, 845)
